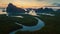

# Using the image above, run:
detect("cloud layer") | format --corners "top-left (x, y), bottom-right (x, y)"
top-left (0, 0), bottom-right (60, 8)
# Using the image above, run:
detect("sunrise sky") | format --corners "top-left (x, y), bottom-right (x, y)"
top-left (0, 0), bottom-right (60, 8)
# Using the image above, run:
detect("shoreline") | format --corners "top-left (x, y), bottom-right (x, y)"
top-left (9, 17), bottom-right (45, 34)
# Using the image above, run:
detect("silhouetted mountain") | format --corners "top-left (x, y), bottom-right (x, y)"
top-left (26, 7), bottom-right (60, 14)
top-left (35, 8), bottom-right (55, 13)
top-left (43, 8), bottom-right (54, 13)
top-left (55, 9), bottom-right (60, 16)
top-left (6, 3), bottom-right (25, 16)
top-left (26, 8), bottom-right (33, 13)
top-left (56, 9), bottom-right (60, 13)
top-left (6, 3), bottom-right (60, 15)
top-left (35, 8), bottom-right (43, 13)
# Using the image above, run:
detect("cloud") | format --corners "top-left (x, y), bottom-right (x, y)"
top-left (0, 0), bottom-right (59, 8)
top-left (52, 3), bottom-right (60, 6)
top-left (36, 0), bottom-right (46, 1)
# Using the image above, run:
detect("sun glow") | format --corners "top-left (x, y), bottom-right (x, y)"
top-left (0, 0), bottom-right (53, 8)
top-left (12, 1), bottom-right (52, 8)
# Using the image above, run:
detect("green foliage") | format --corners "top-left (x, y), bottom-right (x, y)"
top-left (0, 14), bottom-right (22, 34)
top-left (0, 14), bottom-right (38, 34)
top-left (16, 13), bottom-right (60, 34)
top-left (17, 14), bottom-right (38, 26)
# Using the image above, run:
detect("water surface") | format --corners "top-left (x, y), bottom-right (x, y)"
top-left (10, 17), bottom-right (45, 34)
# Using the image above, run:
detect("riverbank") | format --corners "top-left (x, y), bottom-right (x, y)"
top-left (0, 14), bottom-right (23, 34)
top-left (0, 14), bottom-right (38, 34)
top-left (15, 13), bottom-right (60, 34)
top-left (9, 17), bottom-right (45, 34)
top-left (16, 14), bottom-right (38, 26)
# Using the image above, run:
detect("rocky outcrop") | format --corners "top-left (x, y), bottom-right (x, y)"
top-left (6, 3), bottom-right (25, 16)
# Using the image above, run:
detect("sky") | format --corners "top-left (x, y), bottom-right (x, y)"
top-left (0, 0), bottom-right (60, 8)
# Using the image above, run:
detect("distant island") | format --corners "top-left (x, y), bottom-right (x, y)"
top-left (6, 3), bottom-right (60, 14)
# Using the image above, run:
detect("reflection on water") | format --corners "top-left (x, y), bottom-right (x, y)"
top-left (0, 8), bottom-right (45, 34)
top-left (10, 16), bottom-right (24, 18)
top-left (10, 17), bottom-right (45, 34)
top-left (38, 13), bottom-right (55, 16)
top-left (20, 17), bottom-right (45, 31)
top-left (0, 9), bottom-right (7, 14)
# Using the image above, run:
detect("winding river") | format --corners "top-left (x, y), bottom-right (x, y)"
top-left (10, 17), bottom-right (45, 34)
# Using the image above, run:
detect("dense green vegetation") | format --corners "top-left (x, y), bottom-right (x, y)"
top-left (0, 14), bottom-right (22, 34)
top-left (0, 14), bottom-right (38, 34)
top-left (17, 14), bottom-right (38, 26)
top-left (16, 13), bottom-right (60, 34)
top-left (0, 12), bottom-right (60, 34)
